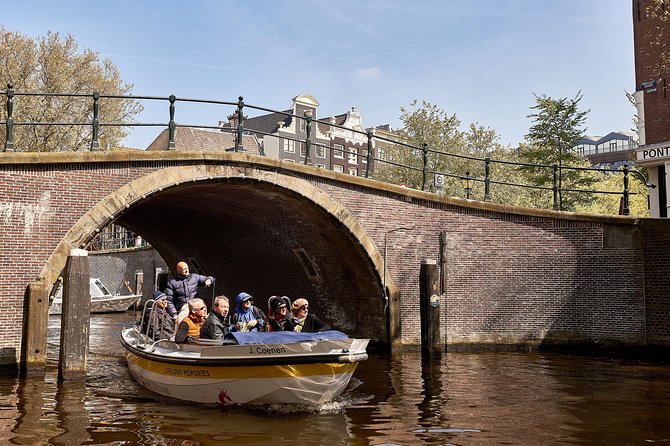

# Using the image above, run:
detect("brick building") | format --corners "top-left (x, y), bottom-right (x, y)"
top-left (632, 0), bottom-right (670, 217)
top-left (226, 94), bottom-right (382, 177)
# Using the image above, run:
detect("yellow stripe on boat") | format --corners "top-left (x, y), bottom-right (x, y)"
top-left (126, 352), bottom-right (358, 380)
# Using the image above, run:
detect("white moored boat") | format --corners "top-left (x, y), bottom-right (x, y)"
top-left (120, 312), bottom-right (369, 405)
top-left (50, 278), bottom-right (141, 315)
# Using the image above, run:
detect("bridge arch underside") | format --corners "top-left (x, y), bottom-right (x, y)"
top-left (114, 178), bottom-right (386, 343)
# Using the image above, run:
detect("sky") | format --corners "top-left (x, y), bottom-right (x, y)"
top-left (4, 0), bottom-right (635, 149)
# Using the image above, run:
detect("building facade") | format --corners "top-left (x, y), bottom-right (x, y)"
top-left (229, 94), bottom-right (380, 177)
top-left (576, 131), bottom-right (638, 168)
top-left (632, 0), bottom-right (670, 217)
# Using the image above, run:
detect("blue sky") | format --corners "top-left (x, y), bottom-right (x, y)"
top-left (5, 0), bottom-right (634, 149)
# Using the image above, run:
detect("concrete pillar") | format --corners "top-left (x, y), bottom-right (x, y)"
top-left (420, 259), bottom-right (441, 355)
top-left (21, 280), bottom-right (50, 377)
top-left (58, 249), bottom-right (91, 382)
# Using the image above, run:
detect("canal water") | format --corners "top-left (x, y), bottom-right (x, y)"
top-left (0, 312), bottom-right (668, 445)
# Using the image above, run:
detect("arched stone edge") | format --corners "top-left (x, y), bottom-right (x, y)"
top-left (37, 163), bottom-right (395, 301)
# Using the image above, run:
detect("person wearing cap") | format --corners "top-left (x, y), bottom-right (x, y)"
top-left (267, 296), bottom-right (290, 332)
top-left (200, 295), bottom-right (232, 340)
top-left (175, 298), bottom-right (208, 343)
top-left (140, 291), bottom-right (174, 340)
top-left (165, 261), bottom-right (215, 321)
top-left (285, 298), bottom-right (331, 333)
top-left (230, 292), bottom-right (266, 332)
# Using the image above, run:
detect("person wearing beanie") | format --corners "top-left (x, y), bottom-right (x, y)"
top-left (267, 295), bottom-right (291, 332)
top-left (285, 298), bottom-right (331, 333)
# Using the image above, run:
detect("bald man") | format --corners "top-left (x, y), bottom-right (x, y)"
top-left (164, 261), bottom-right (214, 320)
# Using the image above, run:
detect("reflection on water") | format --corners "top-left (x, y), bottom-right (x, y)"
top-left (0, 313), bottom-right (668, 444)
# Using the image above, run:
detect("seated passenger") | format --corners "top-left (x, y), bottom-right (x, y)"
top-left (267, 295), bottom-right (290, 332)
top-left (200, 295), bottom-right (231, 340)
top-left (285, 298), bottom-right (331, 333)
top-left (231, 292), bottom-right (266, 332)
top-left (174, 298), bottom-right (207, 343)
top-left (147, 291), bottom-right (175, 340)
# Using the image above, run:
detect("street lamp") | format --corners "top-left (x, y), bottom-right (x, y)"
top-left (461, 171), bottom-right (474, 199)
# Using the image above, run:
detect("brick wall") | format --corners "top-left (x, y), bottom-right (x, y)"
top-left (633, 0), bottom-right (670, 145)
top-left (0, 154), bottom-right (668, 369)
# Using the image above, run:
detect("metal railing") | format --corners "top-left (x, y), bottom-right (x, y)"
top-left (0, 84), bottom-right (655, 215)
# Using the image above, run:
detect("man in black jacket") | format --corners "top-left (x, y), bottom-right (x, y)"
top-left (165, 261), bottom-right (214, 321)
top-left (200, 295), bottom-right (231, 340)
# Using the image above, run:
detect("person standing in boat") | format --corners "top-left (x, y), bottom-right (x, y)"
top-left (267, 295), bottom-right (291, 332)
top-left (175, 298), bottom-right (208, 343)
top-left (230, 292), bottom-right (266, 332)
top-left (285, 298), bottom-right (331, 333)
top-left (165, 261), bottom-right (214, 322)
top-left (200, 295), bottom-right (232, 340)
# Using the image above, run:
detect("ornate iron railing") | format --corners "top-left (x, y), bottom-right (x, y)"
top-left (0, 84), bottom-right (655, 215)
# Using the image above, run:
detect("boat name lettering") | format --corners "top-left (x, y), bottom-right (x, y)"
top-left (248, 346), bottom-right (288, 355)
top-left (164, 367), bottom-right (210, 377)
top-left (143, 380), bottom-right (171, 395)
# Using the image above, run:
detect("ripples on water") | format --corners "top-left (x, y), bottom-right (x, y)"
top-left (0, 313), bottom-right (668, 445)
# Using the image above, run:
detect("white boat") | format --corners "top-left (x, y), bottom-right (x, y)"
top-left (120, 309), bottom-right (369, 405)
top-left (49, 278), bottom-right (142, 315)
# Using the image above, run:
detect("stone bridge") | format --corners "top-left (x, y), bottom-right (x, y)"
top-left (1, 150), bottom-right (669, 373)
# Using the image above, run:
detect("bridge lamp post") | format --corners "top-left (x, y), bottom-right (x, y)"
top-left (461, 171), bottom-right (474, 199)
top-left (383, 224), bottom-right (416, 313)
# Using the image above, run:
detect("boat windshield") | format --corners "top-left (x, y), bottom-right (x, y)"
top-left (91, 278), bottom-right (111, 297)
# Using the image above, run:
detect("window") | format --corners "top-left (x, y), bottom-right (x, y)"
top-left (348, 167), bottom-right (358, 176)
top-left (333, 164), bottom-right (344, 173)
top-left (334, 144), bottom-right (344, 159)
top-left (378, 147), bottom-right (386, 161)
top-left (283, 139), bottom-right (295, 153)
top-left (348, 147), bottom-right (358, 164)
top-left (299, 118), bottom-right (306, 133)
top-left (300, 142), bottom-right (307, 157)
top-left (316, 145), bottom-right (326, 158)
top-left (610, 141), bottom-right (617, 151)
top-left (283, 158), bottom-right (295, 162)
top-left (361, 148), bottom-right (368, 163)
top-left (316, 163), bottom-right (326, 169)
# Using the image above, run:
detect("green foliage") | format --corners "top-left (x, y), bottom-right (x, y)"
top-left (575, 170), bottom-right (650, 217)
top-left (520, 92), bottom-right (597, 211)
top-left (0, 27), bottom-right (142, 151)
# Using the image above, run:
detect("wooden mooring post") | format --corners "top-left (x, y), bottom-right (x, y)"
top-left (58, 249), bottom-right (91, 382)
top-left (420, 259), bottom-right (441, 355)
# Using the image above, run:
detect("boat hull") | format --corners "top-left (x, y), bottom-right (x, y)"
top-left (125, 351), bottom-right (359, 404)
top-left (50, 294), bottom-right (141, 315)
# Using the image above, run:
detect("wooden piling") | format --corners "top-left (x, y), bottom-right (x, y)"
top-left (58, 249), bottom-right (91, 382)
top-left (21, 280), bottom-right (50, 377)
top-left (420, 259), bottom-right (441, 355)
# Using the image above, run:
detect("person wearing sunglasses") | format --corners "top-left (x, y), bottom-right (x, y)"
top-left (231, 292), bottom-right (266, 332)
top-left (286, 298), bottom-right (331, 333)
top-left (174, 298), bottom-right (208, 343)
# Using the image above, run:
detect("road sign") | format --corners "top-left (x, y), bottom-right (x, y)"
top-left (433, 174), bottom-right (444, 188)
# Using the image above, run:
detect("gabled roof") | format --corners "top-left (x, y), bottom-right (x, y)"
top-left (146, 127), bottom-right (262, 155)
top-left (238, 110), bottom-right (292, 135)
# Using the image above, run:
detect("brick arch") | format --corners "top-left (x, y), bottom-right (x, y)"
top-left (39, 164), bottom-right (395, 340)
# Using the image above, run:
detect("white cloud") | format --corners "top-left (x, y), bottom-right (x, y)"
top-left (355, 66), bottom-right (381, 80)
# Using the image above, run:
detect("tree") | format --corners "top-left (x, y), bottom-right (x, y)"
top-left (520, 92), bottom-right (597, 211)
top-left (575, 170), bottom-right (650, 217)
top-left (0, 28), bottom-right (142, 151)
top-left (374, 100), bottom-right (465, 192)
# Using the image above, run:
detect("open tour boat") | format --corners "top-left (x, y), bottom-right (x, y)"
top-left (120, 302), bottom-right (369, 405)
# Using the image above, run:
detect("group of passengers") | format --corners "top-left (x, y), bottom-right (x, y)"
top-left (144, 261), bottom-right (331, 343)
